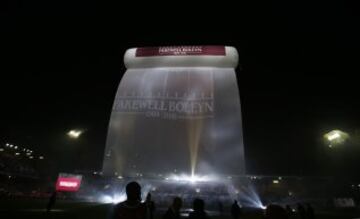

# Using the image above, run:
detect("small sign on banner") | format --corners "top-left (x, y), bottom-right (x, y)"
top-left (55, 173), bottom-right (82, 192)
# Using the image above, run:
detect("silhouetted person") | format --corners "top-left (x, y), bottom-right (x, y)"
top-left (46, 191), bottom-right (57, 213)
top-left (113, 181), bottom-right (146, 219)
top-left (264, 204), bottom-right (288, 219)
top-left (146, 193), bottom-right (155, 219)
top-left (163, 197), bottom-right (183, 219)
top-left (189, 198), bottom-right (207, 219)
top-left (306, 203), bottom-right (315, 219)
top-left (297, 203), bottom-right (306, 219)
top-left (231, 200), bottom-right (242, 219)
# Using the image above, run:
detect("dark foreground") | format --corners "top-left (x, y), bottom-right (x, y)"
top-left (0, 200), bottom-right (360, 219)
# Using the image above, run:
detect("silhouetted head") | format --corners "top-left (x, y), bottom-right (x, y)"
top-left (125, 181), bottom-right (141, 201)
top-left (193, 198), bottom-right (205, 212)
top-left (172, 197), bottom-right (182, 211)
top-left (264, 204), bottom-right (288, 219)
top-left (234, 200), bottom-right (238, 204)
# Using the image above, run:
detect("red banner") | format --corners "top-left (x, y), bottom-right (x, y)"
top-left (136, 46), bottom-right (226, 57)
top-left (55, 174), bottom-right (82, 192)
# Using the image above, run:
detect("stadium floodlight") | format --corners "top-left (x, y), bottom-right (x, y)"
top-left (6, 143), bottom-right (9, 146)
top-left (273, 180), bottom-right (279, 184)
top-left (324, 130), bottom-right (349, 147)
top-left (67, 129), bottom-right (83, 139)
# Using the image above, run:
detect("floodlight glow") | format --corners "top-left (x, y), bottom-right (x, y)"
top-left (99, 193), bottom-right (127, 204)
top-left (272, 180), bottom-right (279, 184)
top-left (327, 132), bottom-right (340, 141)
top-left (167, 174), bottom-right (217, 183)
top-left (0, 148), bottom-right (4, 152)
top-left (324, 130), bottom-right (349, 146)
top-left (67, 130), bottom-right (83, 139)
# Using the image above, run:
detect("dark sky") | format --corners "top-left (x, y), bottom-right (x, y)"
top-left (1, 2), bottom-right (360, 178)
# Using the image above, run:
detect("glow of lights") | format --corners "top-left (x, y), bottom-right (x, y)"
top-left (0, 148), bottom-right (4, 152)
top-left (39, 156), bottom-right (44, 160)
top-left (14, 146), bottom-right (18, 149)
top-left (9, 145), bottom-right (13, 148)
top-left (117, 176), bottom-right (123, 179)
top-left (26, 153), bottom-right (31, 156)
top-left (29, 156), bottom-right (33, 159)
top-left (327, 132), bottom-right (340, 141)
top-left (67, 129), bottom-right (83, 139)
top-left (273, 180), bottom-right (279, 184)
top-left (234, 184), bottom-right (265, 209)
top-left (195, 188), bottom-right (200, 193)
top-left (6, 143), bottom-right (9, 146)
top-left (324, 130), bottom-right (349, 146)
top-left (99, 193), bottom-right (127, 204)
top-left (187, 119), bottom-right (203, 177)
top-left (15, 153), bottom-right (20, 156)
top-left (278, 177), bottom-right (282, 180)
top-left (167, 174), bottom-right (217, 183)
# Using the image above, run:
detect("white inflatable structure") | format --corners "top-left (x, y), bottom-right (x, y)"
top-left (103, 46), bottom-right (245, 179)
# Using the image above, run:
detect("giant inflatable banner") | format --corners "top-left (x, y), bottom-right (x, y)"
top-left (103, 46), bottom-right (245, 178)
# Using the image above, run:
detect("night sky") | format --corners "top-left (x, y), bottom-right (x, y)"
top-left (1, 2), bottom-right (360, 178)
